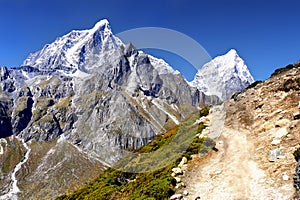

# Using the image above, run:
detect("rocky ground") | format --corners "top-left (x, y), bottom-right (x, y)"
top-left (173, 64), bottom-right (300, 199)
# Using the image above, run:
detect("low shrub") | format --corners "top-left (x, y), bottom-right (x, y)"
top-left (271, 64), bottom-right (294, 77)
top-left (281, 78), bottom-right (300, 92)
top-left (245, 80), bottom-right (263, 90)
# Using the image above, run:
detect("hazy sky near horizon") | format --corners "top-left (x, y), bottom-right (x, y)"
top-left (0, 0), bottom-right (299, 81)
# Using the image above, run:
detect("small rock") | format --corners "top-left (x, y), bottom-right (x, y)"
top-left (171, 172), bottom-right (176, 177)
top-left (178, 157), bottom-right (188, 168)
top-left (183, 190), bottom-right (189, 196)
top-left (256, 146), bottom-right (265, 151)
top-left (172, 167), bottom-right (183, 175)
top-left (198, 134), bottom-right (206, 139)
top-left (175, 182), bottom-right (185, 189)
top-left (294, 112), bottom-right (300, 120)
top-left (170, 194), bottom-right (183, 200)
top-left (262, 122), bottom-right (273, 131)
top-left (289, 120), bottom-right (298, 129)
top-left (275, 119), bottom-right (290, 127)
top-left (277, 155), bottom-right (286, 159)
top-left (182, 157), bottom-right (187, 164)
top-left (215, 170), bottom-right (222, 175)
top-left (269, 148), bottom-right (280, 162)
top-left (271, 139), bottom-right (281, 145)
top-left (199, 117), bottom-right (210, 125)
top-left (201, 128), bottom-right (210, 135)
top-left (283, 174), bottom-right (289, 181)
top-left (273, 127), bottom-right (289, 138)
top-left (174, 177), bottom-right (181, 183)
top-left (181, 164), bottom-right (188, 171)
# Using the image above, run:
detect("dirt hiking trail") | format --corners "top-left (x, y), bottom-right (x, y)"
top-left (182, 104), bottom-right (290, 200)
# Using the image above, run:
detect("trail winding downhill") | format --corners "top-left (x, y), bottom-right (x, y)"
top-left (0, 137), bottom-right (31, 200)
top-left (182, 104), bottom-right (289, 200)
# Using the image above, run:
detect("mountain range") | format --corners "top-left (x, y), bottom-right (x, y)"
top-left (0, 19), bottom-right (253, 199)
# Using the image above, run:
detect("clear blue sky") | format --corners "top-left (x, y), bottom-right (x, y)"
top-left (0, 0), bottom-right (300, 81)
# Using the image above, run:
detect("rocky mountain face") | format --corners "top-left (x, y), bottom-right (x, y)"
top-left (0, 19), bottom-right (224, 199)
top-left (190, 49), bottom-right (254, 101)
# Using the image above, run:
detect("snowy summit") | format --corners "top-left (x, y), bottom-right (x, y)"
top-left (190, 49), bottom-right (254, 100)
top-left (22, 19), bottom-right (123, 73)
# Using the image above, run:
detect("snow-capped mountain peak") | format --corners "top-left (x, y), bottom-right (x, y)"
top-left (22, 18), bottom-right (123, 73)
top-left (91, 18), bottom-right (110, 31)
top-left (190, 49), bottom-right (254, 100)
top-left (227, 48), bottom-right (237, 55)
top-left (87, 19), bottom-right (113, 40)
top-left (21, 19), bottom-right (185, 79)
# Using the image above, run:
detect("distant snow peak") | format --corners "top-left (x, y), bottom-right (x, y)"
top-left (190, 49), bottom-right (254, 101)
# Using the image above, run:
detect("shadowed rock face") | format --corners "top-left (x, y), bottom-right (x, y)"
top-left (0, 98), bottom-right (13, 138)
top-left (293, 149), bottom-right (300, 192)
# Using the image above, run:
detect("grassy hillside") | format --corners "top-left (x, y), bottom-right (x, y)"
top-left (57, 106), bottom-right (214, 200)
